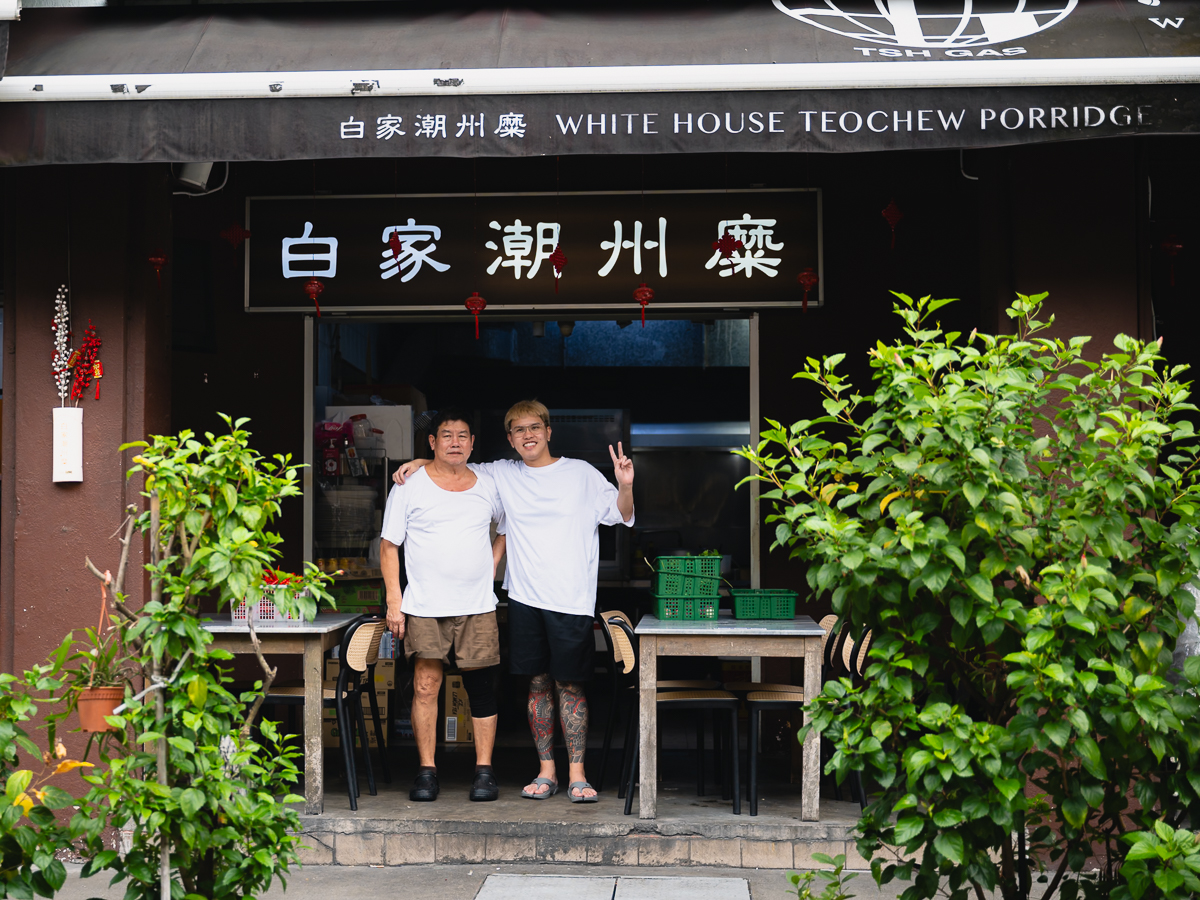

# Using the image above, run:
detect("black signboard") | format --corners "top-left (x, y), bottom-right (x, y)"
top-left (244, 190), bottom-right (822, 314)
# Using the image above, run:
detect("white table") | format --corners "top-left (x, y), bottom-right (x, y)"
top-left (202, 612), bottom-right (360, 814)
top-left (634, 612), bottom-right (826, 820)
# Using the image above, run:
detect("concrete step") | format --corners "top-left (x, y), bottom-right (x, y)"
top-left (297, 774), bottom-right (865, 869)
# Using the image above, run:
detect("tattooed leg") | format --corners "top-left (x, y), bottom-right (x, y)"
top-left (557, 681), bottom-right (596, 800)
top-left (528, 673), bottom-right (555, 760)
top-left (524, 673), bottom-right (557, 796)
top-left (557, 682), bottom-right (588, 764)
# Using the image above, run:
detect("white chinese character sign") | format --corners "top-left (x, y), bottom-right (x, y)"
top-left (246, 190), bottom-right (821, 313)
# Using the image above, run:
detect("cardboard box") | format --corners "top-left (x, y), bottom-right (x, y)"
top-left (375, 659), bottom-right (395, 689)
top-left (443, 674), bottom-right (474, 744)
top-left (322, 721), bottom-right (381, 749)
top-left (324, 659), bottom-right (392, 688)
top-left (322, 691), bottom-right (388, 718)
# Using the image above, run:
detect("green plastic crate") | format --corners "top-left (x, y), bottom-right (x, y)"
top-left (729, 589), bottom-right (798, 620)
top-left (652, 556), bottom-right (722, 598)
top-left (654, 596), bottom-right (719, 621)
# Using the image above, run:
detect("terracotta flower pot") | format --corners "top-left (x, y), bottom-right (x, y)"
top-left (78, 686), bottom-right (124, 732)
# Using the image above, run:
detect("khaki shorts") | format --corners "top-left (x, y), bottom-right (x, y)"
top-left (404, 610), bottom-right (500, 669)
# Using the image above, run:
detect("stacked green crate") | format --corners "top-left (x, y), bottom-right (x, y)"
top-left (651, 556), bottom-right (720, 621)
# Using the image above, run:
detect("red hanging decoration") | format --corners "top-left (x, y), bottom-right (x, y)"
top-left (70, 320), bottom-right (103, 402)
top-left (304, 277), bottom-right (325, 317)
top-left (465, 292), bottom-right (487, 339)
top-left (148, 250), bottom-right (168, 287)
top-left (881, 200), bottom-right (903, 249)
top-left (633, 282), bottom-right (654, 327)
top-left (549, 244), bottom-right (567, 294)
top-left (712, 230), bottom-right (744, 260)
top-left (388, 231), bottom-right (404, 262)
top-left (796, 268), bottom-right (819, 312)
top-left (1162, 234), bottom-right (1184, 286)
top-left (220, 224), bottom-right (252, 249)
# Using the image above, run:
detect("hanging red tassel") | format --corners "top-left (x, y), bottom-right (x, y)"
top-left (220, 224), bottom-right (252, 248)
top-left (148, 250), bottom-right (167, 287)
top-left (549, 244), bottom-right (567, 294)
top-left (881, 200), bottom-right (903, 250)
top-left (712, 230), bottom-right (743, 259)
top-left (304, 278), bottom-right (325, 317)
top-left (465, 292), bottom-right (487, 339)
top-left (633, 283), bottom-right (654, 327)
top-left (796, 268), bottom-right (819, 312)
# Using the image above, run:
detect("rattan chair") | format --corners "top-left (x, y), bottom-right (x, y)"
top-left (595, 610), bottom-right (723, 794)
top-left (266, 615), bottom-right (390, 810)
top-left (599, 613), bottom-right (742, 816)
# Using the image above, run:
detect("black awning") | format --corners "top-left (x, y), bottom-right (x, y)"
top-left (2, 1), bottom-right (1200, 164)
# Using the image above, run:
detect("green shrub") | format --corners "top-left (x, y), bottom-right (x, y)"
top-left (739, 294), bottom-right (1200, 900)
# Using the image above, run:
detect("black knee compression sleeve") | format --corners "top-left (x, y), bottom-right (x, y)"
top-left (461, 666), bottom-right (499, 718)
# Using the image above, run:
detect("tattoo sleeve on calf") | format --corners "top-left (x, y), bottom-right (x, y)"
top-left (557, 682), bottom-right (589, 765)
top-left (528, 674), bottom-right (555, 761)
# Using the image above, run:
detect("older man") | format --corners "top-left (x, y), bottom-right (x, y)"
top-left (381, 408), bottom-right (506, 802)
top-left (395, 399), bottom-right (634, 803)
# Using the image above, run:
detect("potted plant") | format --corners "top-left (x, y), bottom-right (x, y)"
top-left (60, 577), bottom-right (135, 734)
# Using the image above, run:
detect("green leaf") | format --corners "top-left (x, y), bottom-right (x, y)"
top-left (187, 678), bottom-right (208, 708)
top-left (932, 808), bottom-right (964, 828)
top-left (1138, 631), bottom-right (1164, 660)
top-left (949, 594), bottom-right (973, 626)
top-left (1062, 797), bottom-right (1089, 829)
top-left (933, 832), bottom-right (964, 864)
top-left (963, 483), bottom-right (986, 509)
top-left (893, 816), bottom-right (925, 843)
top-left (1075, 736), bottom-right (1107, 780)
top-left (944, 545), bottom-right (966, 573)
top-left (1044, 720), bottom-right (1070, 747)
top-left (965, 575), bottom-right (994, 603)
top-left (5, 769), bottom-right (32, 798)
top-left (179, 787), bottom-right (205, 819)
top-left (221, 483), bottom-right (239, 513)
top-left (994, 777), bottom-right (1021, 801)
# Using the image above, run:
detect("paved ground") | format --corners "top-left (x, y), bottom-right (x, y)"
top-left (58, 861), bottom-right (909, 900)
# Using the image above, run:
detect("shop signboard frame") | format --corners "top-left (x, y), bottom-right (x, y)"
top-left (244, 189), bottom-right (823, 315)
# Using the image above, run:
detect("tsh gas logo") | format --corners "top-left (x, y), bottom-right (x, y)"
top-left (772, 1), bottom-right (1077, 57)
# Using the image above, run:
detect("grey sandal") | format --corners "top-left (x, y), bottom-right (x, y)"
top-left (520, 777), bottom-right (558, 799)
top-left (568, 781), bottom-right (599, 803)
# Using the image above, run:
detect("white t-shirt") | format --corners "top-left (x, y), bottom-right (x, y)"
top-left (379, 465), bottom-right (505, 618)
top-left (478, 457), bottom-right (634, 617)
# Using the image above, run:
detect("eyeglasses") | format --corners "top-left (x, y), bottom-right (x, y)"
top-left (510, 423), bottom-right (545, 437)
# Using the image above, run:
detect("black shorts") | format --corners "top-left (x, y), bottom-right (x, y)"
top-left (508, 599), bottom-right (595, 684)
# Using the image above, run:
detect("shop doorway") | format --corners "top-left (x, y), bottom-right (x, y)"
top-left (306, 316), bottom-right (755, 748)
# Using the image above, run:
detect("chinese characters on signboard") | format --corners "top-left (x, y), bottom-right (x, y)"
top-left (247, 190), bottom-right (821, 312)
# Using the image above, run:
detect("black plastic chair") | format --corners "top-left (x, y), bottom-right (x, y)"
top-left (266, 614), bottom-right (391, 810)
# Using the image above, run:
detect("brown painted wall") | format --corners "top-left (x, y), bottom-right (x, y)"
top-left (757, 139), bottom-right (1145, 618)
top-left (0, 165), bottom-right (171, 718)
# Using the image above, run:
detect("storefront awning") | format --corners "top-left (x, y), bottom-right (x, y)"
top-left (3, 1), bottom-right (1200, 164)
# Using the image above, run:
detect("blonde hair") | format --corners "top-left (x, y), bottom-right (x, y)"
top-left (504, 399), bottom-right (550, 433)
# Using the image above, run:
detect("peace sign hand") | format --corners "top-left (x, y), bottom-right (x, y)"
top-left (609, 441), bottom-right (634, 487)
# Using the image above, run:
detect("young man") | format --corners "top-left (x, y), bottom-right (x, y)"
top-left (381, 409), bottom-right (507, 803)
top-left (395, 400), bottom-right (634, 802)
